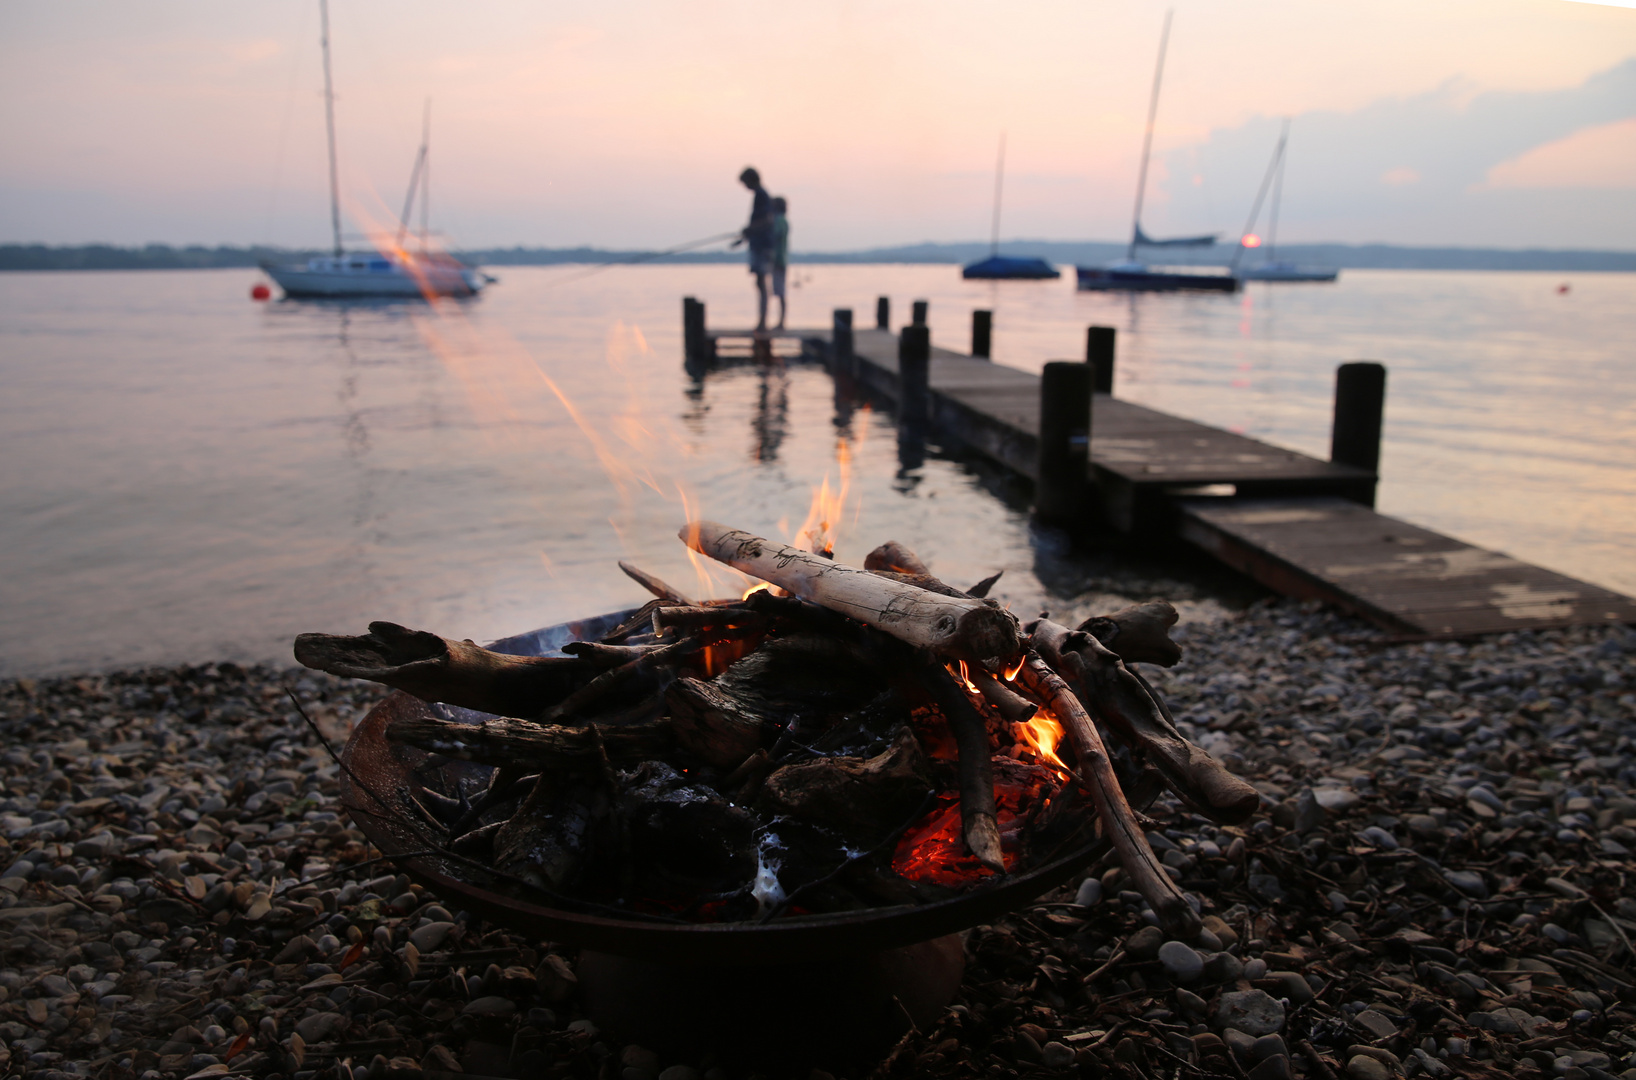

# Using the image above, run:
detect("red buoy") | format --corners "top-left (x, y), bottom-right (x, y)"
top-left (251, 283), bottom-right (272, 301)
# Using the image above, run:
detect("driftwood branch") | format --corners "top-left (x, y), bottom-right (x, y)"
top-left (541, 636), bottom-right (701, 724)
top-left (618, 561), bottom-right (695, 605)
top-left (920, 664), bottom-right (1006, 873)
top-left (758, 726), bottom-right (934, 841)
top-left (1032, 618), bottom-right (1258, 825)
top-left (1017, 655), bottom-right (1202, 938)
top-left (681, 522), bottom-right (1022, 665)
top-left (293, 622), bottom-right (587, 717)
top-left (651, 605), bottom-right (766, 636)
top-left (559, 641), bottom-right (666, 666)
top-left (967, 571), bottom-right (1004, 598)
top-left (1077, 600), bottom-right (1183, 668)
top-left (863, 541), bottom-right (931, 577)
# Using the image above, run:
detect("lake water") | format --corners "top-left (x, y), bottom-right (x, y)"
top-left (1, 264), bottom-right (1631, 676)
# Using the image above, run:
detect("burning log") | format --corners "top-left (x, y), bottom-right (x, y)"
top-left (1031, 618), bottom-right (1259, 825)
top-left (966, 666), bottom-right (1037, 724)
top-left (651, 605), bottom-right (767, 636)
top-left (682, 521), bottom-right (1022, 665)
top-left (541, 635), bottom-right (702, 724)
top-left (1077, 600), bottom-right (1184, 668)
top-left (559, 641), bottom-right (667, 666)
top-left (618, 560), bottom-right (695, 605)
top-left (919, 664), bottom-right (1006, 873)
top-left (663, 677), bottom-right (773, 768)
top-left (293, 621), bottom-right (590, 717)
top-left (1016, 655), bottom-right (1202, 939)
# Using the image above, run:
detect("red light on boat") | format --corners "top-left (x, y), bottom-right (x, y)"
top-left (1241, 234), bottom-right (1262, 249)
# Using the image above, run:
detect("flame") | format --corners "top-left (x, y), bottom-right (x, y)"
top-left (892, 792), bottom-right (1022, 885)
top-left (741, 581), bottom-right (773, 600)
top-left (790, 438), bottom-right (854, 556)
top-left (1013, 708), bottom-right (1070, 776)
top-left (953, 661), bottom-right (980, 694)
top-left (1001, 655), bottom-right (1025, 682)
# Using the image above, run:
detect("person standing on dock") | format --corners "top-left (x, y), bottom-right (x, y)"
top-left (732, 167), bottom-right (775, 331)
top-left (771, 196), bottom-right (789, 331)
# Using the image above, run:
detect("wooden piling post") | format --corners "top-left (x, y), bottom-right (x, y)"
top-left (1036, 361), bottom-right (1093, 525)
top-left (899, 324), bottom-right (931, 430)
top-left (683, 297), bottom-right (700, 361)
top-left (1086, 325), bottom-right (1116, 394)
top-left (832, 308), bottom-right (855, 376)
top-left (1331, 362), bottom-right (1386, 507)
top-left (972, 310), bottom-right (992, 359)
top-left (911, 300), bottom-right (928, 327)
top-left (876, 297), bottom-right (890, 330)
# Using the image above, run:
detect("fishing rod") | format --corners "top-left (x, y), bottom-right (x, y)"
top-left (541, 231), bottom-right (744, 288)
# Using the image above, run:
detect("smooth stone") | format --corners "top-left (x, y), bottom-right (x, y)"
top-left (658, 1068), bottom-right (701, 1080)
top-left (1224, 1029), bottom-right (1258, 1062)
top-left (1443, 870), bottom-right (1488, 899)
top-left (1074, 878), bottom-right (1103, 907)
top-left (1314, 788), bottom-right (1362, 812)
top-left (462, 996), bottom-right (515, 1017)
top-left (1213, 990), bottom-right (1285, 1037)
top-left (295, 1012), bottom-right (345, 1044)
top-left (1176, 988), bottom-right (1209, 1018)
top-left (409, 921), bottom-right (456, 953)
top-left (1160, 941), bottom-right (1205, 983)
top-left (1126, 926), bottom-right (1165, 960)
top-left (1265, 971), bottom-right (1315, 1006)
top-left (1249, 1035), bottom-right (1289, 1064)
top-left (1248, 1055), bottom-right (1292, 1080)
top-left (1041, 1041), bottom-right (1076, 1069)
top-left (1347, 1055), bottom-right (1392, 1080)
top-left (1204, 952), bottom-right (1244, 983)
top-left (1359, 826), bottom-right (1399, 850)
top-left (1197, 929), bottom-right (1223, 952)
top-left (1353, 1010), bottom-right (1398, 1040)
top-left (1242, 958), bottom-right (1269, 980)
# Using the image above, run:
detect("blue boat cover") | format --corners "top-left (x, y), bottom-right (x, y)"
top-left (961, 255), bottom-right (1061, 280)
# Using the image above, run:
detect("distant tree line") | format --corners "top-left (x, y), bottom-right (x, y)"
top-left (4, 241), bottom-right (1633, 273)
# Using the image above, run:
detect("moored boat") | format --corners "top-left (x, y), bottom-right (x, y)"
top-left (1230, 120), bottom-right (1338, 285)
top-left (963, 255), bottom-right (1061, 280)
top-left (1075, 12), bottom-right (1237, 294)
top-left (260, 0), bottom-right (490, 301)
top-left (1238, 261), bottom-right (1338, 283)
top-left (1076, 261), bottom-right (1237, 292)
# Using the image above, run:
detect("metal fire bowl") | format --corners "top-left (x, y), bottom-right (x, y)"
top-left (339, 608), bottom-right (1106, 965)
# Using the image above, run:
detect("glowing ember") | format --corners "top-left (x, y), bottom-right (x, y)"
top-left (891, 795), bottom-right (1019, 884)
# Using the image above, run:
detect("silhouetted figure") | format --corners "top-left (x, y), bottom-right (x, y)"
top-left (771, 196), bottom-right (789, 330)
top-left (731, 167), bottom-right (774, 331)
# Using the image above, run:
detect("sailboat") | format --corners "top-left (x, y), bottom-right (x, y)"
top-left (1233, 120), bottom-right (1338, 283)
top-left (962, 134), bottom-right (1060, 280)
top-left (260, 0), bottom-right (489, 300)
top-left (1075, 11), bottom-right (1238, 293)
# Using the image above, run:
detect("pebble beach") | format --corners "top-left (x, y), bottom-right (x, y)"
top-left (2, 598), bottom-right (1633, 1080)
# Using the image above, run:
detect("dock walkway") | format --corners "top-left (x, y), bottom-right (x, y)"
top-left (685, 306), bottom-right (1636, 637)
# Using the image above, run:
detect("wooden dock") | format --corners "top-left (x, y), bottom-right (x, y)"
top-left (682, 301), bottom-right (1636, 637)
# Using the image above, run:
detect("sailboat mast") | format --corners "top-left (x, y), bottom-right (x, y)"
top-left (1128, 8), bottom-right (1172, 262)
top-left (420, 107), bottom-right (430, 251)
top-left (319, 0), bottom-right (343, 257)
top-left (1267, 117), bottom-right (1289, 263)
top-left (397, 100), bottom-right (430, 249)
top-left (989, 132), bottom-right (1007, 258)
top-left (1230, 120), bottom-right (1287, 272)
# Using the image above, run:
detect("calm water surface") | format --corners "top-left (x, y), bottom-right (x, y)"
top-left (1, 265), bottom-right (1631, 675)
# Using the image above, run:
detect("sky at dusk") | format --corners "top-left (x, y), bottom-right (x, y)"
top-left (2, 0), bottom-right (1633, 251)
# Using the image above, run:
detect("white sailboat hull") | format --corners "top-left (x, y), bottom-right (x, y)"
top-left (262, 255), bottom-right (486, 299)
top-left (1238, 262), bottom-right (1339, 283)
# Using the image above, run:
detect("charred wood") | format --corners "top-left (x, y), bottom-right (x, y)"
top-left (1076, 600), bottom-right (1184, 668)
top-left (293, 621), bottom-right (590, 718)
top-left (919, 664), bottom-right (1006, 873)
top-left (1017, 654), bottom-right (1202, 939)
top-left (618, 560), bottom-right (696, 605)
top-left (1031, 617), bottom-right (1258, 825)
top-left (757, 726), bottom-right (934, 843)
top-left (387, 713), bottom-right (676, 768)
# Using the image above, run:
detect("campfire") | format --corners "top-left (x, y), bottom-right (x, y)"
top-left (295, 522), bottom-right (1259, 938)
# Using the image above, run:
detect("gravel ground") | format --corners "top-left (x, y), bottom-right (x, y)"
top-left (1, 599), bottom-right (1633, 1080)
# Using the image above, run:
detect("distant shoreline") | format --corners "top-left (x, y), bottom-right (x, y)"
top-left (3, 240), bottom-right (1635, 273)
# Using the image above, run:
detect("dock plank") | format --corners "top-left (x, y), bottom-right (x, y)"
top-left (1179, 496), bottom-right (1636, 635)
